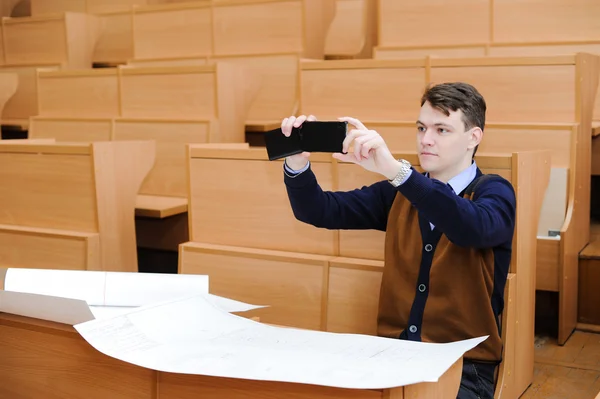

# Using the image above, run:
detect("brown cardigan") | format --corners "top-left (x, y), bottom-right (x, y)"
top-left (377, 190), bottom-right (503, 363)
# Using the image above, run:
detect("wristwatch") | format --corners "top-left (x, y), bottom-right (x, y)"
top-left (388, 159), bottom-right (412, 187)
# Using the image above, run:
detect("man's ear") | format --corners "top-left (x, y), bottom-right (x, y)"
top-left (467, 127), bottom-right (483, 151)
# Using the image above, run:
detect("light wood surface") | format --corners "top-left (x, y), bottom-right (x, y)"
top-left (1, 12), bottom-right (101, 69)
top-left (135, 195), bottom-right (187, 219)
top-left (324, 0), bottom-right (377, 59)
top-left (0, 140), bottom-right (154, 272)
top-left (0, 311), bottom-right (463, 398)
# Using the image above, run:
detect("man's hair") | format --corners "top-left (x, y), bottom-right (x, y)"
top-left (420, 82), bottom-right (486, 156)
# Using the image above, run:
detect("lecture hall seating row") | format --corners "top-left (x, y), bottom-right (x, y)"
top-left (178, 146), bottom-right (550, 398)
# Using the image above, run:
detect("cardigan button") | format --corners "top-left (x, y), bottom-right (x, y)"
top-left (424, 244), bottom-right (433, 252)
top-left (418, 284), bottom-right (426, 292)
top-left (409, 325), bottom-right (418, 333)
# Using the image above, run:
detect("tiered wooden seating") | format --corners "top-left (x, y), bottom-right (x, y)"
top-left (298, 54), bottom-right (600, 347)
top-left (0, 140), bottom-right (154, 272)
top-left (323, 0), bottom-right (377, 59)
top-left (31, 62), bottom-right (257, 222)
top-left (179, 146), bottom-right (550, 398)
top-left (0, 12), bottom-right (100, 69)
top-left (371, 0), bottom-right (600, 131)
top-left (126, 0), bottom-right (335, 132)
top-left (373, 0), bottom-right (600, 59)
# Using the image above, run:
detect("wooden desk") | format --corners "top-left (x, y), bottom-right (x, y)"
top-left (135, 195), bottom-right (188, 219)
top-left (0, 312), bottom-right (463, 398)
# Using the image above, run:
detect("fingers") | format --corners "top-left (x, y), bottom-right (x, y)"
top-left (332, 152), bottom-right (358, 164)
top-left (281, 116), bottom-right (296, 137)
top-left (338, 116), bottom-right (367, 131)
top-left (281, 115), bottom-right (318, 136)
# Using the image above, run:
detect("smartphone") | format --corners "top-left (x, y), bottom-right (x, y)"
top-left (264, 121), bottom-right (348, 161)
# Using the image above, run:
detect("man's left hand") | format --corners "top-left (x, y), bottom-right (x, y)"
top-left (333, 116), bottom-right (402, 180)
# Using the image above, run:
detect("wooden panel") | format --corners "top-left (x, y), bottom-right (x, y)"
top-left (494, 0), bottom-right (600, 43)
top-left (29, 118), bottom-right (112, 142)
top-left (92, 11), bottom-right (133, 64)
top-left (158, 372), bottom-right (382, 399)
top-left (180, 243), bottom-right (327, 330)
top-left (133, 4), bottom-right (212, 60)
top-left (0, 149), bottom-right (98, 232)
top-left (480, 127), bottom-right (572, 169)
top-left (212, 54), bottom-right (298, 124)
top-left (188, 155), bottom-right (337, 255)
top-left (300, 63), bottom-right (426, 120)
top-left (3, 15), bottom-right (68, 65)
top-left (0, 71), bottom-right (17, 116)
top-left (489, 42), bottom-right (600, 57)
top-left (30, 0), bottom-right (86, 15)
top-left (378, 0), bottom-right (489, 47)
top-left (374, 45), bottom-right (487, 60)
top-left (430, 65), bottom-right (576, 123)
top-left (87, 0), bottom-right (152, 14)
top-left (212, 0), bottom-right (303, 56)
top-left (578, 258), bottom-right (600, 325)
top-left (0, 318), bottom-right (156, 399)
top-left (0, 311), bottom-right (463, 398)
top-left (324, 0), bottom-right (376, 58)
top-left (0, 225), bottom-right (99, 271)
top-left (3, 13), bottom-right (98, 69)
top-left (593, 135), bottom-right (600, 176)
top-left (326, 258), bottom-right (383, 335)
top-left (114, 119), bottom-right (210, 197)
top-left (119, 66), bottom-right (216, 119)
top-left (37, 70), bottom-right (120, 118)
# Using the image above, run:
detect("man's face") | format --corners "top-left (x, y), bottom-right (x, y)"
top-left (415, 101), bottom-right (480, 181)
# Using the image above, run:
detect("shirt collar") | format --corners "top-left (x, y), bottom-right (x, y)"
top-left (426, 161), bottom-right (478, 195)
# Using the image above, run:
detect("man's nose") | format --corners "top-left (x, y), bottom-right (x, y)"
top-left (420, 129), bottom-right (434, 145)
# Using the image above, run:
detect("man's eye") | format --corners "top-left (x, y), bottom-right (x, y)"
top-left (417, 126), bottom-right (425, 132)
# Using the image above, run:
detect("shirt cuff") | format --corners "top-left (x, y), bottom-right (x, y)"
top-left (284, 160), bottom-right (310, 176)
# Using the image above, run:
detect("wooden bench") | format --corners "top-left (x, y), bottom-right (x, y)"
top-left (373, 0), bottom-right (600, 59)
top-left (372, 0), bottom-right (600, 131)
top-left (298, 54), bottom-right (600, 346)
top-left (0, 140), bottom-right (154, 272)
top-left (179, 146), bottom-right (550, 398)
top-left (0, 13), bottom-right (100, 69)
top-left (36, 62), bottom-right (257, 142)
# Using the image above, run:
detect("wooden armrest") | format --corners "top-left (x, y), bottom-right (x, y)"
top-left (593, 124), bottom-right (600, 137)
top-left (135, 195), bottom-right (188, 219)
top-left (245, 120), bottom-right (282, 132)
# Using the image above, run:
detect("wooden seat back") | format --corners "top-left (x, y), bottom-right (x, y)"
top-left (182, 147), bottom-right (548, 398)
top-left (0, 13), bottom-right (100, 69)
top-left (0, 140), bottom-right (154, 272)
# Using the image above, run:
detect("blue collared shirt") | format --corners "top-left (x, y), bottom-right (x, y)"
top-left (284, 159), bottom-right (478, 230)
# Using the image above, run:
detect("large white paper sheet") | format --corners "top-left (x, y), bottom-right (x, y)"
top-left (75, 293), bottom-right (487, 390)
top-left (4, 268), bottom-right (209, 306)
top-left (0, 290), bottom-right (94, 325)
top-left (1, 268), bottom-right (268, 324)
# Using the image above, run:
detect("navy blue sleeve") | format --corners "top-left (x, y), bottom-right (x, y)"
top-left (284, 164), bottom-right (397, 231)
top-left (395, 171), bottom-right (516, 248)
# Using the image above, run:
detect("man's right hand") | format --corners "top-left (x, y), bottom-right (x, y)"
top-left (281, 114), bottom-right (316, 170)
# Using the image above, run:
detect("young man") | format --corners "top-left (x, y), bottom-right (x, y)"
top-left (281, 82), bottom-right (516, 399)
